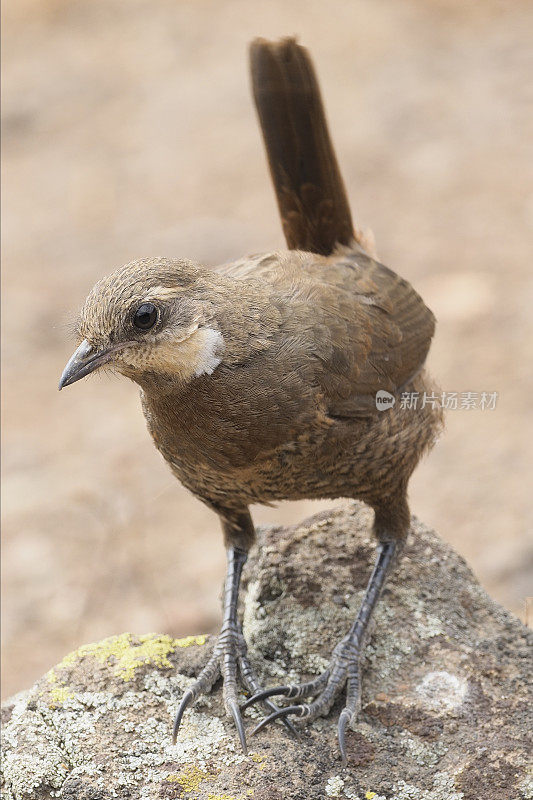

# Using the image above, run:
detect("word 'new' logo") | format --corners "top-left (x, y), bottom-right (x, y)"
top-left (375, 390), bottom-right (396, 411)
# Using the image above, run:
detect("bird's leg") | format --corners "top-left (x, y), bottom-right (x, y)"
top-left (218, 544), bottom-right (250, 750)
top-left (243, 537), bottom-right (402, 763)
top-left (172, 543), bottom-right (249, 750)
top-left (172, 509), bottom-right (297, 752)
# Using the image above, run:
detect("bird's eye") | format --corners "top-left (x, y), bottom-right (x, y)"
top-left (133, 302), bottom-right (158, 331)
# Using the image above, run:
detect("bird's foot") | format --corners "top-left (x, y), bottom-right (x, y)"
top-left (242, 540), bottom-right (399, 763)
top-left (172, 622), bottom-right (298, 753)
top-left (242, 635), bottom-right (362, 764)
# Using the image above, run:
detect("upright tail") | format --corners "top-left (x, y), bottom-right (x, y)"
top-left (250, 37), bottom-right (357, 256)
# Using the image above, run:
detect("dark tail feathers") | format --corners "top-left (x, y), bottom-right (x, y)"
top-left (250, 37), bottom-right (356, 256)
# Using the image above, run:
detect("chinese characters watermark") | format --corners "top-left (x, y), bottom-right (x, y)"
top-left (375, 390), bottom-right (499, 412)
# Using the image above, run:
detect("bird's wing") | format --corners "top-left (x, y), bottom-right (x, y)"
top-left (275, 248), bottom-right (436, 418)
top-left (217, 246), bottom-right (434, 420)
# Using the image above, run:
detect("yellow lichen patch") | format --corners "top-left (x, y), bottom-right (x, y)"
top-left (174, 634), bottom-right (207, 648)
top-left (48, 686), bottom-right (75, 707)
top-left (43, 666), bottom-right (74, 706)
top-left (165, 765), bottom-right (210, 794)
top-left (52, 632), bottom-right (207, 682)
top-left (207, 795), bottom-right (248, 800)
top-left (250, 752), bottom-right (267, 772)
top-left (207, 791), bottom-right (254, 800)
top-left (365, 792), bottom-right (377, 799)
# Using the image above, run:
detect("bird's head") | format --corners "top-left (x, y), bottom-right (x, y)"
top-left (59, 258), bottom-right (225, 390)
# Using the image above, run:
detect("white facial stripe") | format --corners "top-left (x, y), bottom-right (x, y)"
top-left (119, 326), bottom-right (224, 382)
top-left (193, 328), bottom-right (224, 377)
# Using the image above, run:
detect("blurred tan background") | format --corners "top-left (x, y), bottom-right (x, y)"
top-left (2, 0), bottom-right (532, 700)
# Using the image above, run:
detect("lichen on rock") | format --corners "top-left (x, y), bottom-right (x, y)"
top-left (1, 503), bottom-right (531, 799)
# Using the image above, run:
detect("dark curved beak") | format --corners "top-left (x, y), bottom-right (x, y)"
top-left (58, 339), bottom-right (124, 390)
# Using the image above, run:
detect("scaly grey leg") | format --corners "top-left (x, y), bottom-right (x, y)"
top-left (172, 542), bottom-right (298, 751)
top-left (245, 540), bottom-right (400, 763)
top-left (172, 546), bottom-right (248, 751)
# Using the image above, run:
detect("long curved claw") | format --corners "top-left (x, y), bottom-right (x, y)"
top-left (274, 709), bottom-right (300, 739)
top-left (241, 669), bottom-right (332, 712)
top-left (172, 689), bottom-right (194, 744)
top-left (251, 704), bottom-right (307, 736)
top-left (337, 709), bottom-right (351, 766)
top-left (241, 685), bottom-right (292, 710)
top-left (250, 694), bottom-right (301, 739)
top-left (228, 699), bottom-right (248, 754)
top-left (237, 655), bottom-right (299, 738)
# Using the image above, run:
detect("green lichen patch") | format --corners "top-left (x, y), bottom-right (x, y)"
top-left (40, 666), bottom-right (75, 707)
top-left (47, 686), bottom-right (75, 707)
top-left (163, 764), bottom-right (212, 795)
top-left (53, 632), bottom-right (207, 682)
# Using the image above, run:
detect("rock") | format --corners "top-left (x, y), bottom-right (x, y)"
top-left (1, 502), bottom-right (531, 800)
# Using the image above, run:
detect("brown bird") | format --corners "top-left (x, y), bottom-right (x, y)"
top-left (59, 38), bottom-right (442, 763)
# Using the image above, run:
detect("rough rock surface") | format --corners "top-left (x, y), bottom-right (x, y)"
top-left (2, 502), bottom-right (531, 800)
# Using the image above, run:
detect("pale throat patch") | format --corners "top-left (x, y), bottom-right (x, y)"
top-left (121, 326), bottom-right (225, 381)
top-left (189, 327), bottom-right (225, 377)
